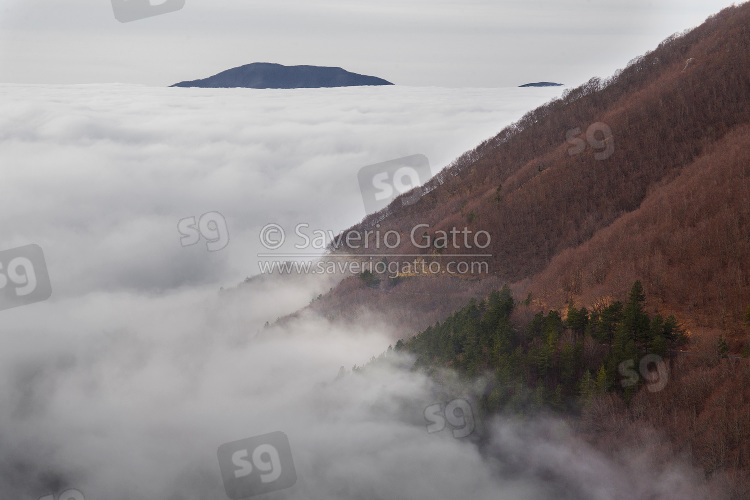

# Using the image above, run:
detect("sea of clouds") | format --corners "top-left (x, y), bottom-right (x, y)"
top-left (0, 84), bottom-right (720, 499)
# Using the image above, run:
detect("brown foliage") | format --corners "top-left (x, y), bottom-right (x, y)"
top-left (315, 4), bottom-right (750, 495)
top-left (529, 125), bottom-right (750, 333)
top-left (335, 3), bottom-right (750, 336)
top-left (579, 355), bottom-right (750, 497)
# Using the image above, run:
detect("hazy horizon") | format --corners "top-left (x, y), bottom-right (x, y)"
top-left (0, 0), bottom-right (739, 87)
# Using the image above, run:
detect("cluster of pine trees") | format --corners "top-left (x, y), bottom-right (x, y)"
top-left (394, 281), bottom-right (686, 414)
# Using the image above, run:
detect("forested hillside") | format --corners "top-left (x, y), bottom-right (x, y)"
top-left (398, 282), bottom-right (686, 410)
top-left (324, 3), bottom-right (750, 340)
top-left (313, 5), bottom-right (750, 496)
top-left (373, 284), bottom-right (750, 497)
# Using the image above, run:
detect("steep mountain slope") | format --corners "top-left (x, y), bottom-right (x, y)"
top-left (171, 63), bottom-right (393, 89)
top-left (286, 274), bottom-right (505, 340)
top-left (530, 124), bottom-right (750, 333)
top-left (278, 7), bottom-right (750, 495)
top-left (324, 3), bottom-right (750, 338)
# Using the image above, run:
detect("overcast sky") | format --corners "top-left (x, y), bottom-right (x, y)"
top-left (0, 0), bottom-right (740, 87)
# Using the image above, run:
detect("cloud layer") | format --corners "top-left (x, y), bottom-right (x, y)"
top-left (0, 84), bottom-right (719, 499)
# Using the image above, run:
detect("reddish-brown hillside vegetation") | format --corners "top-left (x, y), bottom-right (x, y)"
top-left (280, 5), bottom-right (750, 496)
top-left (529, 124), bottom-right (750, 335)
top-left (322, 2), bottom-right (750, 339)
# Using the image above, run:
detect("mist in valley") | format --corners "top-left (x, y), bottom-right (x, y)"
top-left (0, 84), bottom-right (726, 499)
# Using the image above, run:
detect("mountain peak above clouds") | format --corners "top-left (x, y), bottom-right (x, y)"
top-left (519, 82), bottom-right (563, 87)
top-left (171, 62), bottom-right (394, 89)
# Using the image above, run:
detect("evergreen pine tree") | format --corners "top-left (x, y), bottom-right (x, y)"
top-left (620, 281), bottom-right (651, 345)
top-left (595, 365), bottom-right (609, 394)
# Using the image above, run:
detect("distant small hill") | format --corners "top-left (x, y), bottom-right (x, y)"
top-left (171, 63), bottom-right (393, 89)
top-left (519, 82), bottom-right (563, 87)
